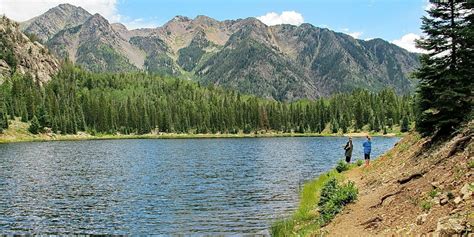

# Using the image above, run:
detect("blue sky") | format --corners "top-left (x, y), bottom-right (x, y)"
top-left (118, 0), bottom-right (426, 41)
top-left (0, 0), bottom-right (429, 52)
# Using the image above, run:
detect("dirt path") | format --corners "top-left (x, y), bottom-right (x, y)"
top-left (322, 130), bottom-right (473, 236)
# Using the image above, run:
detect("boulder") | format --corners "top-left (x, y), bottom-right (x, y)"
top-left (460, 183), bottom-right (473, 201)
top-left (454, 197), bottom-right (463, 205)
top-left (435, 215), bottom-right (469, 237)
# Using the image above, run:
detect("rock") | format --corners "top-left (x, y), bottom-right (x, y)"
top-left (449, 208), bottom-right (461, 215)
top-left (460, 183), bottom-right (473, 200)
top-left (454, 197), bottom-right (463, 205)
top-left (417, 213), bottom-right (428, 225)
top-left (435, 215), bottom-right (469, 237)
top-left (431, 181), bottom-right (440, 189)
top-left (432, 197), bottom-right (441, 205)
top-left (439, 194), bottom-right (449, 205)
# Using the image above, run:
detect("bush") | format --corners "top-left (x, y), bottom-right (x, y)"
top-left (335, 160), bottom-right (350, 173)
top-left (356, 159), bottom-right (364, 166)
top-left (420, 200), bottom-right (432, 211)
top-left (318, 178), bottom-right (358, 225)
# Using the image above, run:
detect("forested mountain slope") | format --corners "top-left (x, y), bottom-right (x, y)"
top-left (21, 4), bottom-right (420, 100)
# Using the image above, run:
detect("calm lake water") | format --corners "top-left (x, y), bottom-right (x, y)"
top-left (0, 137), bottom-right (399, 235)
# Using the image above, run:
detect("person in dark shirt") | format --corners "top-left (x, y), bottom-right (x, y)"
top-left (343, 137), bottom-right (353, 163)
top-left (363, 135), bottom-right (372, 166)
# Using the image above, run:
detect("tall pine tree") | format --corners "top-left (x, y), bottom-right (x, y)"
top-left (415, 0), bottom-right (473, 136)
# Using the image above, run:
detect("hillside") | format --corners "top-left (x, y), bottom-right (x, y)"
top-left (0, 16), bottom-right (60, 83)
top-left (21, 4), bottom-right (420, 100)
top-left (274, 122), bottom-right (473, 236)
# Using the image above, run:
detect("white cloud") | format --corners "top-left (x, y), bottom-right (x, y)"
top-left (257, 11), bottom-right (304, 26)
top-left (0, 0), bottom-right (157, 29)
top-left (391, 33), bottom-right (425, 53)
top-left (121, 17), bottom-right (159, 30)
top-left (340, 28), bottom-right (363, 39)
top-left (348, 32), bottom-right (363, 39)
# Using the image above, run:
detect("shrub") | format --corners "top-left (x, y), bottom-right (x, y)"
top-left (356, 159), bottom-right (364, 166)
top-left (469, 160), bottom-right (474, 169)
top-left (420, 200), bottom-right (432, 211)
top-left (335, 160), bottom-right (350, 173)
top-left (428, 189), bottom-right (439, 198)
top-left (318, 178), bottom-right (358, 225)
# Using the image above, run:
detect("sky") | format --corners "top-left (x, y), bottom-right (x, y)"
top-left (0, 0), bottom-right (429, 53)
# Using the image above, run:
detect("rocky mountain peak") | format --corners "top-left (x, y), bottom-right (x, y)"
top-left (193, 15), bottom-right (219, 26)
top-left (21, 3), bottom-right (91, 42)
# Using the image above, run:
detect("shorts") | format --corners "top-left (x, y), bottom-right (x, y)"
top-left (364, 154), bottom-right (370, 160)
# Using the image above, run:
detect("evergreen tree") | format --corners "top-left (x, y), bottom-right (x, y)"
top-left (28, 115), bottom-right (41, 134)
top-left (415, 0), bottom-right (473, 136)
top-left (400, 116), bottom-right (409, 133)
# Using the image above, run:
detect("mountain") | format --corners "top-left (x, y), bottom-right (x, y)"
top-left (0, 16), bottom-right (60, 83)
top-left (47, 14), bottom-right (144, 72)
top-left (21, 5), bottom-right (420, 100)
top-left (21, 3), bottom-right (92, 42)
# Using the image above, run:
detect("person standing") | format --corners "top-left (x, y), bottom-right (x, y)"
top-left (343, 137), bottom-right (353, 163)
top-left (363, 135), bottom-right (372, 166)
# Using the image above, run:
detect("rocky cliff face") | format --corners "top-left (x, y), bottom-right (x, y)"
top-left (21, 4), bottom-right (420, 100)
top-left (0, 16), bottom-right (60, 84)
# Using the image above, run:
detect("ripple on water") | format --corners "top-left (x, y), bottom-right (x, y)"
top-left (0, 137), bottom-right (399, 235)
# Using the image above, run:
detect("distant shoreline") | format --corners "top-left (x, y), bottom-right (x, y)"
top-left (0, 131), bottom-right (402, 144)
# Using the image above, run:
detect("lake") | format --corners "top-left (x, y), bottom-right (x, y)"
top-left (0, 137), bottom-right (399, 235)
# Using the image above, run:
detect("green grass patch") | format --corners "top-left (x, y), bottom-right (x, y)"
top-left (420, 200), bottom-right (432, 211)
top-left (271, 168), bottom-right (358, 236)
top-left (428, 188), bottom-right (439, 198)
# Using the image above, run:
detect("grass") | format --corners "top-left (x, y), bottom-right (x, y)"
top-left (420, 200), bottom-right (432, 212)
top-left (271, 170), bottom-right (342, 236)
top-left (271, 160), bottom-right (360, 237)
top-left (428, 188), bottom-right (439, 198)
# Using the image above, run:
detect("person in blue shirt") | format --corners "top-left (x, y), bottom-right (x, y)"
top-left (363, 135), bottom-right (372, 166)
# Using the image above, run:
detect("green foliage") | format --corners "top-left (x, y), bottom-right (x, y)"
top-left (28, 115), bottom-right (41, 134)
top-left (469, 160), bottom-right (474, 169)
top-left (76, 42), bottom-right (137, 72)
top-left (447, 192), bottom-right (455, 200)
top-left (335, 160), bottom-right (350, 173)
top-left (0, 64), bottom-right (415, 136)
top-left (177, 34), bottom-right (209, 71)
top-left (25, 32), bottom-right (41, 43)
top-left (271, 170), bottom-right (342, 236)
top-left (400, 116), bottom-right (409, 132)
top-left (415, 1), bottom-right (473, 137)
top-left (0, 89), bottom-right (8, 133)
top-left (420, 200), bottom-right (432, 212)
top-left (0, 30), bottom-right (17, 72)
top-left (318, 178), bottom-right (358, 225)
top-left (356, 159), bottom-right (363, 167)
top-left (428, 189), bottom-right (439, 198)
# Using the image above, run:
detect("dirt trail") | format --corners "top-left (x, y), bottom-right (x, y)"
top-left (322, 124), bottom-right (473, 236)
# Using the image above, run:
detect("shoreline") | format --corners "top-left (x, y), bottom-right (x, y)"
top-left (0, 131), bottom-right (403, 144)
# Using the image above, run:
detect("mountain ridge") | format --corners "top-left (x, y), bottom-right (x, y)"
top-left (21, 4), bottom-right (420, 100)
